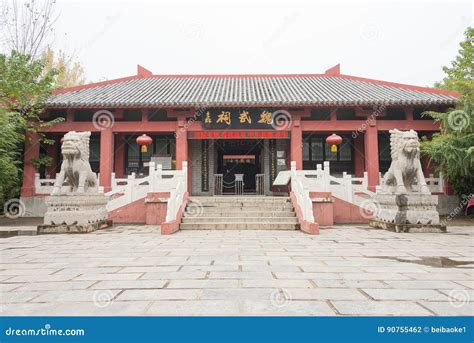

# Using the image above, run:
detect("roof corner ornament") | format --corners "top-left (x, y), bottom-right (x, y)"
top-left (324, 64), bottom-right (340, 76)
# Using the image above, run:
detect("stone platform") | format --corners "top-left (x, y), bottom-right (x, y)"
top-left (369, 220), bottom-right (446, 233)
top-left (37, 219), bottom-right (112, 234)
top-left (369, 193), bottom-right (446, 233)
top-left (38, 193), bottom-right (111, 234)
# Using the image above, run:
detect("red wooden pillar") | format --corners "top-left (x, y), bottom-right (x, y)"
top-left (187, 139), bottom-right (193, 193)
top-left (20, 131), bottom-right (40, 197)
top-left (99, 128), bottom-right (114, 192)
top-left (46, 138), bottom-right (58, 178)
top-left (66, 109), bottom-right (74, 122)
top-left (354, 135), bottom-right (365, 177)
top-left (290, 117), bottom-right (303, 169)
top-left (365, 124), bottom-right (379, 191)
top-left (176, 116), bottom-right (188, 170)
top-left (114, 134), bottom-right (126, 178)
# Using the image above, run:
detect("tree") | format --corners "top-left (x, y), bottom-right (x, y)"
top-left (0, 108), bottom-right (23, 206)
top-left (0, 51), bottom-right (61, 208)
top-left (42, 47), bottom-right (86, 88)
top-left (434, 27), bottom-right (474, 101)
top-left (0, 0), bottom-right (57, 59)
top-left (421, 27), bottom-right (474, 197)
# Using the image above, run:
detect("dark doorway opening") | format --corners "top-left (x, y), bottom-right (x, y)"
top-left (216, 140), bottom-right (263, 194)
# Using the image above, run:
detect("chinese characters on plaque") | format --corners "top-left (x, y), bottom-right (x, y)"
top-left (202, 109), bottom-right (278, 130)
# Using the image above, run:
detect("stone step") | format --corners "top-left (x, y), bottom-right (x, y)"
top-left (192, 202), bottom-right (293, 211)
top-left (189, 196), bottom-right (290, 202)
top-left (180, 222), bottom-right (299, 230)
top-left (182, 196), bottom-right (298, 231)
top-left (0, 226), bottom-right (37, 238)
top-left (183, 211), bottom-right (296, 217)
top-left (182, 216), bottom-right (298, 223)
top-left (188, 197), bottom-right (291, 205)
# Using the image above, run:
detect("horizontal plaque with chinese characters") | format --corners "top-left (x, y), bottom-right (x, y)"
top-left (189, 131), bottom-right (290, 140)
top-left (202, 109), bottom-right (281, 130)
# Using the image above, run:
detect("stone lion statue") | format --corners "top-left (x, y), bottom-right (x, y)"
top-left (381, 129), bottom-right (430, 194)
top-left (51, 131), bottom-right (98, 195)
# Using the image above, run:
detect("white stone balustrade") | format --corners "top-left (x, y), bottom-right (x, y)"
top-left (290, 161), bottom-right (314, 223)
top-left (148, 161), bottom-right (188, 222)
top-left (379, 172), bottom-right (444, 193)
top-left (289, 161), bottom-right (446, 225)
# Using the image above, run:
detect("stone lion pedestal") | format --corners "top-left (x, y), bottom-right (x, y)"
top-left (368, 129), bottom-right (446, 233)
top-left (37, 131), bottom-right (112, 234)
top-left (369, 193), bottom-right (446, 233)
top-left (38, 193), bottom-right (111, 234)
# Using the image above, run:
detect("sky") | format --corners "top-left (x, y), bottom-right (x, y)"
top-left (48, 0), bottom-right (473, 87)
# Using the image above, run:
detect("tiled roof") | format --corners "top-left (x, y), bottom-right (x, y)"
top-left (46, 73), bottom-right (458, 108)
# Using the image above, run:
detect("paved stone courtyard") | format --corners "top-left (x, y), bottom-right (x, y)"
top-left (0, 225), bottom-right (473, 316)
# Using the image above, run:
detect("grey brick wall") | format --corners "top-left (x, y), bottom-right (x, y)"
top-left (190, 140), bottom-right (214, 196)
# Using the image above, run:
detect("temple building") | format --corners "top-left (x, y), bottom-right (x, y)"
top-left (21, 64), bottom-right (458, 226)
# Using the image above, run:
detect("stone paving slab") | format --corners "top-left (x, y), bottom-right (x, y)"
top-left (331, 301), bottom-right (433, 315)
top-left (0, 225), bottom-right (473, 316)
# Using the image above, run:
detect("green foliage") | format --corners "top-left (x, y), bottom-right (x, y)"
top-left (421, 26), bottom-right (474, 197)
top-left (0, 109), bottom-right (23, 205)
top-left (0, 51), bottom-right (61, 207)
top-left (421, 100), bottom-right (474, 196)
top-left (434, 27), bottom-right (474, 102)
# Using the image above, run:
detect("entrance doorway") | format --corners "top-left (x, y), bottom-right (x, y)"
top-left (216, 140), bottom-right (263, 194)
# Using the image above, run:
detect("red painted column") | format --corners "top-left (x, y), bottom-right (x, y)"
top-left (114, 134), bottom-right (126, 178)
top-left (365, 123), bottom-right (379, 191)
top-left (46, 138), bottom-right (58, 178)
top-left (354, 135), bottom-right (365, 177)
top-left (176, 116), bottom-right (188, 170)
top-left (66, 109), bottom-right (74, 122)
top-left (187, 139), bottom-right (193, 193)
top-left (290, 117), bottom-right (303, 169)
top-left (20, 131), bottom-right (40, 197)
top-left (99, 128), bottom-right (114, 192)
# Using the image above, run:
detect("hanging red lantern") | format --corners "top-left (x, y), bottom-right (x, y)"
top-left (136, 134), bottom-right (152, 153)
top-left (326, 133), bottom-right (343, 153)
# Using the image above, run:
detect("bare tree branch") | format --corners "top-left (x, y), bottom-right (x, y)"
top-left (0, 0), bottom-right (57, 58)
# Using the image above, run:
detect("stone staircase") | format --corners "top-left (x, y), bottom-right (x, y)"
top-left (180, 196), bottom-right (299, 230)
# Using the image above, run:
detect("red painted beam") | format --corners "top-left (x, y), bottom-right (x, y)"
top-left (301, 120), bottom-right (441, 132)
top-left (42, 121), bottom-right (178, 133)
top-left (376, 120), bottom-right (440, 131)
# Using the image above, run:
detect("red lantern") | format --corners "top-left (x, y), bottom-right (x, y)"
top-left (136, 134), bottom-right (152, 153)
top-left (326, 133), bottom-right (343, 153)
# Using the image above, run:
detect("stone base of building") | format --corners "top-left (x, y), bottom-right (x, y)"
top-left (369, 220), bottom-right (446, 233)
top-left (43, 193), bottom-right (108, 226)
top-left (38, 219), bottom-right (112, 234)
